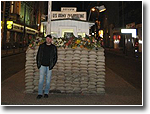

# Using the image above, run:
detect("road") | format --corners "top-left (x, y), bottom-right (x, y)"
top-left (1, 53), bottom-right (26, 82)
top-left (105, 50), bottom-right (142, 91)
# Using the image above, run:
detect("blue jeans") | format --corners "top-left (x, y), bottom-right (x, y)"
top-left (38, 65), bottom-right (52, 95)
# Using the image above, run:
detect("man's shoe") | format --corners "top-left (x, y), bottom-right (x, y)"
top-left (44, 94), bottom-right (48, 98)
top-left (36, 95), bottom-right (42, 99)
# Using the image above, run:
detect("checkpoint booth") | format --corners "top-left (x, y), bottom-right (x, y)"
top-left (25, 7), bottom-right (106, 94)
top-left (50, 19), bottom-right (94, 38)
top-left (42, 7), bottom-right (94, 38)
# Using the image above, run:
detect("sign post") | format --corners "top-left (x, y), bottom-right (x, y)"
top-left (46, 1), bottom-right (52, 35)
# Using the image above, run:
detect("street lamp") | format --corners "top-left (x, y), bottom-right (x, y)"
top-left (95, 5), bottom-right (106, 12)
top-left (88, 5), bottom-right (106, 38)
top-left (88, 5), bottom-right (106, 21)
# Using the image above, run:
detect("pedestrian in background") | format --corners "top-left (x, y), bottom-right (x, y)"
top-left (36, 34), bottom-right (57, 99)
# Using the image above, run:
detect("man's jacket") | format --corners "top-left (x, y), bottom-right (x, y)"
top-left (36, 42), bottom-right (57, 70)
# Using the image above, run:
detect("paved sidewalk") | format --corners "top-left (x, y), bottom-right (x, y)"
top-left (1, 67), bottom-right (142, 105)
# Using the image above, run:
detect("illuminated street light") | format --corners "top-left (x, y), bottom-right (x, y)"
top-left (88, 5), bottom-right (106, 21)
top-left (91, 8), bottom-right (95, 11)
top-left (95, 5), bottom-right (106, 12)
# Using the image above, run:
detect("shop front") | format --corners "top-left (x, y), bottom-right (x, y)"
top-left (3, 21), bottom-right (39, 49)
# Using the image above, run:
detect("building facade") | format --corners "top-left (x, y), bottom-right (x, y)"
top-left (105, 1), bottom-right (142, 52)
top-left (1, 1), bottom-right (46, 49)
top-left (118, 1), bottom-right (142, 52)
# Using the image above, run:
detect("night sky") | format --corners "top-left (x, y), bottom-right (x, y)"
top-left (51, 1), bottom-right (120, 27)
top-left (52, 1), bottom-right (92, 11)
top-left (51, 1), bottom-right (107, 20)
top-left (50, 1), bottom-right (142, 28)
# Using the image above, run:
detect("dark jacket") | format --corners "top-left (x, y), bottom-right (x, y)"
top-left (36, 42), bottom-right (57, 70)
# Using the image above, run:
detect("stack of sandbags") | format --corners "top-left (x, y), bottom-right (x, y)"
top-left (33, 46), bottom-right (39, 92)
top-left (25, 46), bottom-right (105, 94)
top-left (64, 48), bottom-right (74, 93)
top-left (80, 49), bottom-right (89, 94)
top-left (96, 48), bottom-right (105, 94)
top-left (50, 61), bottom-right (58, 91)
top-left (87, 50), bottom-right (97, 94)
top-left (71, 48), bottom-right (81, 93)
top-left (54, 48), bottom-right (66, 93)
top-left (25, 48), bottom-right (35, 93)
top-left (55, 48), bottom-right (65, 92)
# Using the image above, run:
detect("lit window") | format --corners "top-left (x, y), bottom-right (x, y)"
top-left (11, 2), bottom-right (14, 13)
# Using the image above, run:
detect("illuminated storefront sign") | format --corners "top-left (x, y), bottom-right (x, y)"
top-left (99, 30), bottom-right (103, 38)
top-left (13, 23), bottom-right (24, 32)
top-left (121, 29), bottom-right (137, 38)
top-left (1, 21), bottom-right (3, 29)
top-left (26, 27), bottom-right (38, 34)
top-left (6, 21), bottom-right (38, 34)
top-left (7, 21), bottom-right (13, 29)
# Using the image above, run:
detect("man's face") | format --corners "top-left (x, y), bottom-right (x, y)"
top-left (46, 37), bottom-right (52, 44)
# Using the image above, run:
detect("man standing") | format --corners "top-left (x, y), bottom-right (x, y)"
top-left (36, 34), bottom-right (57, 99)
